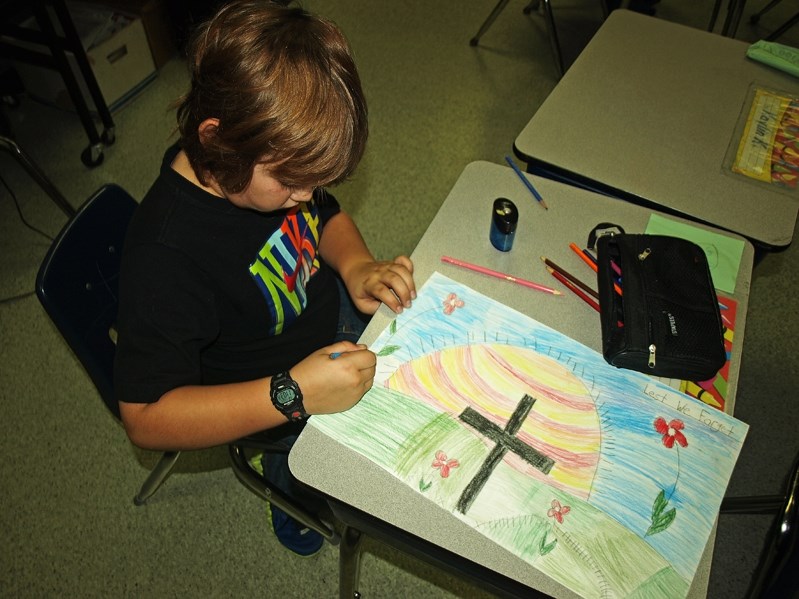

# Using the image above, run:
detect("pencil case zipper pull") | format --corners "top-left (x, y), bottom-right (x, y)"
top-left (648, 318), bottom-right (656, 369)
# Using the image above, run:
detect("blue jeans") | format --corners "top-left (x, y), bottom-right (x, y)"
top-left (263, 277), bottom-right (369, 511)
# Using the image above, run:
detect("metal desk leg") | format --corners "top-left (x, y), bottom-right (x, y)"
top-left (50, 0), bottom-right (115, 146)
top-left (30, 1), bottom-right (114, 167)
top-left (339, 525), bottom-right (364, 599)
top-left (721, 0), bottom-right (747, 37)
top-left (541, 0), bottom-right (565, 77)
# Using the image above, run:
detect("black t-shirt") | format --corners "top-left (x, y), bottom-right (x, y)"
top-left (114, 144), bottom-right (341, 405)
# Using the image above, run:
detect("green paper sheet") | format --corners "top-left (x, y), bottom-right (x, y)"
top-left (645, 214), bottom-right (744, 294)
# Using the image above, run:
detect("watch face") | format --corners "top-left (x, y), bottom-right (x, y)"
top-left (275, 386), bottom-right (297, 407)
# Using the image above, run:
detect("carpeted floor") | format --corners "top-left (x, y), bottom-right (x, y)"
top-left (1, 1), bottom-right (797, 597)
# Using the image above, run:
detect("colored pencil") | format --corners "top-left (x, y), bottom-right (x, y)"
top-left (547, 266), bottom-right (600, 312)
top-left (540, 256), bottom-right (599, 299)
top-left (570, 242), bottom-right (598, 272)
top-left (441, 255), bottom-right (561, 295)
top-left (504, 155), bottom-right (548, 210)
top-left (569, 242), bottom-right (623, 296)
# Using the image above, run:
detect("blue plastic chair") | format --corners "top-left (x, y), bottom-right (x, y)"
top-left (34, 183), bottom-right (337, 542)
top-left (34, 183), bottom-right (183, 504)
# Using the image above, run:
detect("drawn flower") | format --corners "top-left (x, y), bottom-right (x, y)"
top-left (432, 450), bottom-right (460, 478)
top-left (654, 417), bottom-right (688, 449)
top-left (442, 293), bottom-right (465, 315)
top-left (547, 499), bottom-right (570, 524)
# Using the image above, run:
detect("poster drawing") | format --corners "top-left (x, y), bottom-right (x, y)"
top-left (311, 272), bottom-right (748, 598)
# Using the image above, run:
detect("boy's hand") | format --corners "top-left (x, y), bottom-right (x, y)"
top-left (345, 255), bottom-right (416, 315)
top-left (290, 341), bottom-right (376, 415)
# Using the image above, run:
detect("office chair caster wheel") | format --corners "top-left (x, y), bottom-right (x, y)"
top-left (101, 127), bottom-right (116, 146)
top-left (81, 143), bottom-right (104, 168)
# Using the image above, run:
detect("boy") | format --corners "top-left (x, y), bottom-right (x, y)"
top-left (114, 0), bottom-right (415, 556)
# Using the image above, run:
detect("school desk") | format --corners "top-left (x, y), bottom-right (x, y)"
top-left (513, 9), bottom-right (799, 251)
top-left (289, 161), bottom-right (756, 598)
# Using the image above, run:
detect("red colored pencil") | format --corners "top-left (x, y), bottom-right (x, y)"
top-left (547, 266), bottom-right (600, 312)
top-left (540, 256), bottom-right (599, 299)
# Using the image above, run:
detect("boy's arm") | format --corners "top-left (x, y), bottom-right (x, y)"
top-left (318, 211), bottom-right (416, 315)
top-left (119, 340), bottom-right (375, 451)
top-left (120, 377), bottom-right (288, 450)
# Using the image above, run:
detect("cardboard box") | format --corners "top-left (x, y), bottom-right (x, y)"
top-left (7, 3), bottom-right (156, 112)
top-left (92, 0), bottom-right (177, 68)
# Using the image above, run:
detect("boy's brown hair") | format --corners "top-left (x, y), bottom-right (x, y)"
top-left (177, 1), bottom-right (368, 193)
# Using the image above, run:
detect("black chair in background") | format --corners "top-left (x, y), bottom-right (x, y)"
top-left (749, 0), bottom-right (799, 41)
top-left (720, 451), bottom-right (799, 599)
top-left (709, 0), bottom-right (798, 39)
top-left (34, 183), bottom-right (337, 542)
top-left (469, 0), bottom-right (609, 78)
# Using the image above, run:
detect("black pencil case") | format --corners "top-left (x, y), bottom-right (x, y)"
top-left (596, 233), bottom-right (726, 381)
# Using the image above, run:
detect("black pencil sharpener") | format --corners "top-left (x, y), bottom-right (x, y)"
top-left (489, 198), bottom-right (518, 252)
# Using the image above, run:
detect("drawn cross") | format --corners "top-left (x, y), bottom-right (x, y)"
top-left (456, 394), bottom-right (555, 514)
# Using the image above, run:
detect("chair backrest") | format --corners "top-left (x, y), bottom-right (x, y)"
top-left (35, 184), bottom-right (138, 420)
top-left (758, 451), bottom-right (799, 599)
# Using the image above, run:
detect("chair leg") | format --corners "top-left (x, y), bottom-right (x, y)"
top-left (720, 0), bottom-right (746, 37)
top-left (0, 136), bottom-right (75, 217)
top-left (540, 0), bottom-right (565, 77)
top-left (133, 451), bottom-right (180, 506)
top-left (470, 0), bottom-right (512, 46)
top-left (339, 525), bottom-right (364, 599)
top-left (523, 1), bottom-right (541, 15)
top-left (708, 0), bottom-right (725, 30)
top-left (227, 445), bottom-right (339, 543)
top-left (720, 495), bottom-right (784, 513)
top-left (749, 0), bottom-right (784, 24)
top-left (765, 11), bottom-right (799, 41)
top-left (599, 0), bottom-right (610, 20)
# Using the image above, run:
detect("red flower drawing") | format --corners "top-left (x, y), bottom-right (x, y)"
top-left (654, 417), bottom-right (688, 449)
top-left (432, 450), bottom-right (460, 478)
top-left (547, 499), bottom-right (570, 524)
top-left (442, 293), bottom-right (465, 315)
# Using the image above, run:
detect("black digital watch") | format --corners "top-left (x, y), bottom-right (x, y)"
top-left (269, 371), bottom-right (308, 422)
